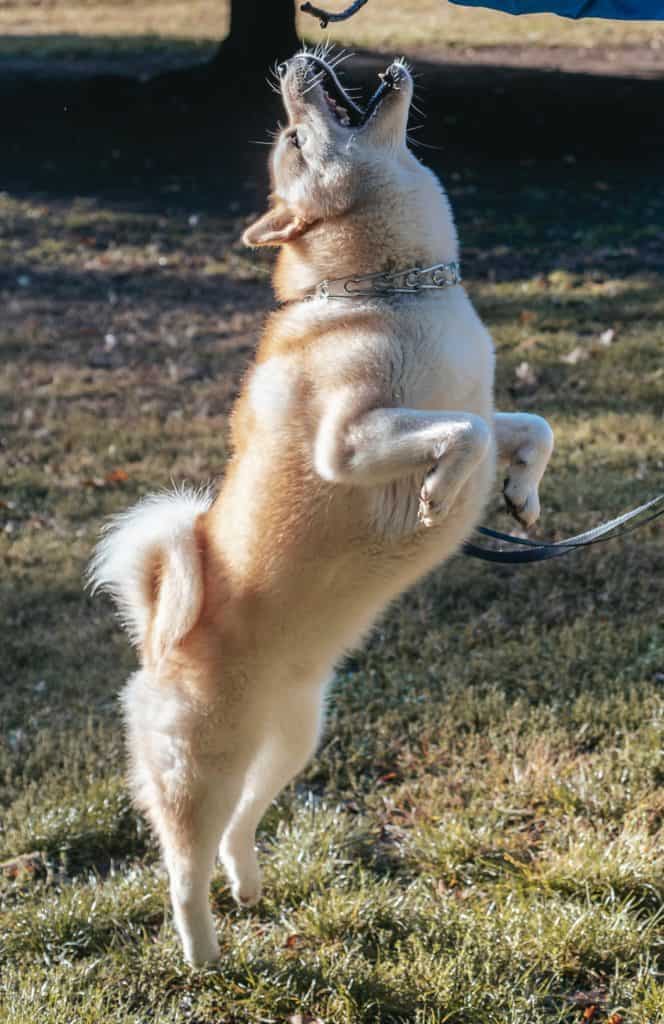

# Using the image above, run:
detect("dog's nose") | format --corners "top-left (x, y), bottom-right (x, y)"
top-left (277, 62), bottom-right (288, 79)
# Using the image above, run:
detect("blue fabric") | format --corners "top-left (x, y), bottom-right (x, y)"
top-left (449, 0), bottom-right (664, 18)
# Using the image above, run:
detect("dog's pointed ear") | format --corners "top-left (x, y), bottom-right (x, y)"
top-left (243, 202), bottom-right (311, 247)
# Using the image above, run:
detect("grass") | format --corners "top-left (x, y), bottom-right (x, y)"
top-left (1, 15), bottom-right (664, 1020)
top-left (1, 177), bottom-right (662, 1022)
top-left (1, 0), bottom-right (664, 58)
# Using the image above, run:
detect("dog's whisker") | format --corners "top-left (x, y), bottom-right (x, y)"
top-left (329, 49), bottom-right (354, 69)
top-left (301, 72), bottom-right (326, 96)
top-left (407, 133), bottom-right (442, 152)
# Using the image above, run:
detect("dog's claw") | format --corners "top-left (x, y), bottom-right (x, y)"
top-left (417, 498), bottom-right (437, 527)
top-left (418, 492), bottom-right (452, 528)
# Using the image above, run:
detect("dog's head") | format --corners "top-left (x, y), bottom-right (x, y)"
top-left (244, 53), bottom-right (415, 248)
top-left (243, 51), bottom-right (457, 299)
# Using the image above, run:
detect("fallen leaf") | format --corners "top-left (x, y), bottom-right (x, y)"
top-left (562, 346), bottom-right (588, 365)
top-left (105, 468), bottom-right (129, 484)
top-left (582, 1007), bottom-right (598, 1021)
top-left (514, 361), bottom-right (538, 389)
top-left (606, 1015), bottom-right (623, 1024)
top-left (284, 934), bottom-right (303, 950)
top-left (1, 851), bottom-right (48, 882)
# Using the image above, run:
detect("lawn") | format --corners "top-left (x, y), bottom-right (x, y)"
top-left (1, 8), bottom-right (663, 1024)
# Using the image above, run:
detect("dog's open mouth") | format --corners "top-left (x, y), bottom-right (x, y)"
top-left (303, 55), bottom-right (364, 128)
top-left (299, 55), bottom-right (404, 129)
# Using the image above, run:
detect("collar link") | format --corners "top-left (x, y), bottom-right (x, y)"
top-left (313, 261), bottom-right (462, 300)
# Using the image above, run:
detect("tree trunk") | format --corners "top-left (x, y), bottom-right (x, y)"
top-left (216, 0), bottom-right (299, 68)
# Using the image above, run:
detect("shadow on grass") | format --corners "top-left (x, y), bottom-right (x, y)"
top-left (2, 37), bottom-right (664, 214)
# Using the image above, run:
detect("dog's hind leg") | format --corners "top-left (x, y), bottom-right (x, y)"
top-left (123, 674), bottom-right (255, 966)
top-left (494, 412), bottom-right (554, 528)
top-left (159, 778), bottom-right (237, 966)
top-left (219, 680), bottom-right (327, 909)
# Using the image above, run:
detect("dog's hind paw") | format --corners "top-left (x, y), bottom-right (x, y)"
top-left (221, 840), bottom-right (263, 909)
top-left (182, 928), bottom-right (221, 968)
top-left (231, 876), bottom-right (263, 908)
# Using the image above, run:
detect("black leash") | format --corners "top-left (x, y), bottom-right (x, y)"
top-left (462, 493), bottom-right (664, 564)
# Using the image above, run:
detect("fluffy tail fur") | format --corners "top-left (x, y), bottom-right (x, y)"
top-left (89, 488), bottom-right (213, 663)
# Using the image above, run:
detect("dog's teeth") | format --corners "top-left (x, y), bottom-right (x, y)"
top-left (322, 87), bottom-right (352, 126)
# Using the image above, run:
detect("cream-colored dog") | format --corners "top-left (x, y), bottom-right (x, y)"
top-left (91, 52), bottom-right (554, 966)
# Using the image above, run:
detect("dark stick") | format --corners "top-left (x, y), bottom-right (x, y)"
top-left (300, 1), bottom-right (370, 29)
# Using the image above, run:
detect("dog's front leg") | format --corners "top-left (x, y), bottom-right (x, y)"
top-left (494, 412), bottom-right (554, 528)
top-left (315, 401), bottom-right (491, 526)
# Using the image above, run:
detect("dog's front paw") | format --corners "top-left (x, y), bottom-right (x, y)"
top-left (501, 416), bottom-right (553, 529)
top-left (503, 471), bottom-right (541, 529)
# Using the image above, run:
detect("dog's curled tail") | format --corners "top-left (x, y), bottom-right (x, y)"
top-left (88, 488), bottom-right (213, 663)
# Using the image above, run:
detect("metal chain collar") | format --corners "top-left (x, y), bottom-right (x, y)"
top-left (313, 260), bottom-right (462, 300)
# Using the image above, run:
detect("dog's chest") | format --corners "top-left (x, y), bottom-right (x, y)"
top-left (393, 301), bottom-right (492, 413)
top-left (249, 358), bottom-right (295, 428)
